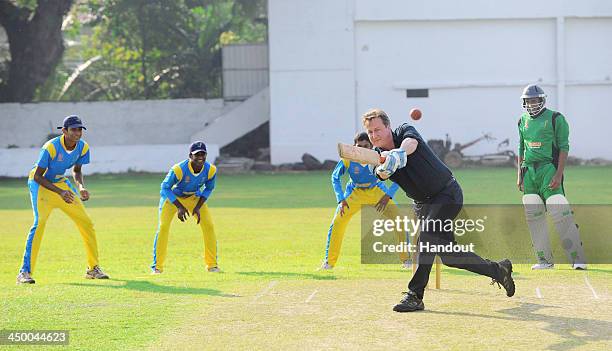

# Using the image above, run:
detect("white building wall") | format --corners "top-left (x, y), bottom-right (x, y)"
top-left (269, 0), bottom-right (357, 164)
top-left (0, 99), bottom-right (238, 148)
top-left (269, 0), bottom-right (612, 162)
top-left (354, 18), bottom-right (557, 156)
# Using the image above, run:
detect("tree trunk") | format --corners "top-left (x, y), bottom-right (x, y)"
top-left (0, 0), bottom-right (73, 102)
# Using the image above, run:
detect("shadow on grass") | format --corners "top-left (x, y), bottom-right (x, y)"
top-left (66, 279), bottom-right (239, 297)
top-left (442, 267), bottom-right (523, 278)
top-left (583, 268), bottom-right (612, 274)
top-left (236, 271), bottom-right (337, 280)
top-left (426, 302), bottom-right (611, 351)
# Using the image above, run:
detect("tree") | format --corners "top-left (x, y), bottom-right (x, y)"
top-left (0, 0), bottom-right (74, 102)
top-left (60, 0), bottom-right (267, 101)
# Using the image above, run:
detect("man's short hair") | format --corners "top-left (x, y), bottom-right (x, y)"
top-left (353, 132), bottom-right (370, 145)
top-left (362, 108), bottom-right (390, 127)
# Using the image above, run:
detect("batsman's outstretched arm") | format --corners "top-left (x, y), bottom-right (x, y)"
top-left (400, 137), bottom-right (418, 155)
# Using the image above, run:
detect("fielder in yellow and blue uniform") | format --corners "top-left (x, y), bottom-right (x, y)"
top-left (322, 133), bottom-right (410, 269)
top-left (17, 115), bottom-right (109, 284)
top-left (151, 141), bottom-right (219, 273)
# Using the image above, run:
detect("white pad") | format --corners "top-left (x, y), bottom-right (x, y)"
top-left (546, 194), bottom-right (586, 265)
top-left (523, 194), bottom-right (552, 264)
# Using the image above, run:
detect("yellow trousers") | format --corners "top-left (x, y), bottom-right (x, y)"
top-left (151, 195), bottom-right (217, 271)
top-left (20, 180), bottom-right (100, 274)
top-left (325, 187), bottom-right (409, 267)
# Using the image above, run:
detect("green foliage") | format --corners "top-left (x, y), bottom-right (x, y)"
top-left (12, 0), bottom-right (37, 11)
top-left (43, 0), bottom-right (267, 101)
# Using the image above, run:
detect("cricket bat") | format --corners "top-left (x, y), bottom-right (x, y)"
top-left (337, 143), bottom-right (385, 165)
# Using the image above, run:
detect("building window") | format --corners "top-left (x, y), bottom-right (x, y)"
top-left (406, 89), bottom-right (429, 98)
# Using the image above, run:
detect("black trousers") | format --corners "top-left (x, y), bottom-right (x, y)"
top-left (408, 180), bottom-right (501, 299)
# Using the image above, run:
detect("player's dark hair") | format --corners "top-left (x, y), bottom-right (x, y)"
top-left (354, 132), bottom-right (370, 145)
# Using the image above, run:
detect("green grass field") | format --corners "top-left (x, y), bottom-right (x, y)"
top-left (0, 167), bottom-right (611, 350)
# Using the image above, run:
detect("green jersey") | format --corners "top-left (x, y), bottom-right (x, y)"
top-left (518, 109), bottom-right (570, 165)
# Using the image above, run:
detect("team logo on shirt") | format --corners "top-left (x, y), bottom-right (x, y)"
top-left (57, 153), bottom-right (63, 162)
top-left (353, 166), bottom-right (360, 174)
top-left (185, 176), bottom-right (190, 183)
top-left (528, 141), bottom-right (542, 148)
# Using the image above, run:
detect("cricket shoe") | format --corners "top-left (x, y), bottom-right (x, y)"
top-left (207, 267), bottom-right (221, 273)
top-left (318, 261), bottom-right (333, 271)
top-left (491, 259), bottom-right (515, 297)
top-left (572, 263), bottom-right (587, 270)
top-left (401, 260), bottom-right (412, 270)
top-left (16, 272), bottom-right (35, 285)
top-left (393, 291), bottom-right (424, 312)
top-left (151, 268), bottom-right (162, 275)
top-left (531, 262), bottom-right (554, 270)
top-left (85, 266), bottom-right (110, 279)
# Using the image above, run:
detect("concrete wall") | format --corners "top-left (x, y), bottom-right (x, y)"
top-left (269, 0), bottom-right (612, 163)
top-left (0, 99), bottom-right (235, 176)
top-left (0, 144), bottom-right (219, 178)
top-left (0, 98), bottom-right (238, 148)
top-left (192, 88), bottom-right (269, 147)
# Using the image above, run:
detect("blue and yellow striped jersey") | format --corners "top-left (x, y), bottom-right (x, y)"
top-left (28, 135), bottom-right (90, 183)
top-left (331, 159), bottom-right (399, 203)
top-left (160, 159), bottom-right (217, 202)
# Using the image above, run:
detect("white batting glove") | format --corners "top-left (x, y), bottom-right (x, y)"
top-left (376, 151), bottom-right (393, 178)
top-left (376, 149), bottom-right (407, 178)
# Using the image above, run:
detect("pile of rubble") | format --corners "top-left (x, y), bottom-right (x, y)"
top-left (215, 153), bottom-right (337, 174)
top-left (573, 157), bottom-right (612, 166)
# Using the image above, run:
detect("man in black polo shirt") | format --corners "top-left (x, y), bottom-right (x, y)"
top-left (362, 108), bottom-right (515, 312)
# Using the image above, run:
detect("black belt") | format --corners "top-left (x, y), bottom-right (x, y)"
top-left (418, 177), bottom-right (457, 202)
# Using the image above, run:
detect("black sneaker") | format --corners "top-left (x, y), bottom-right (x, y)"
top-left (393, 291), bottom-right (424, 312)
top-left (491, 259), bottom-right (515, 297)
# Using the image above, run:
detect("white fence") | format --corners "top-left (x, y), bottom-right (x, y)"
top-left (0, 144), bottom-right (219, 178)
top-left (0, 98), bottom-right (234, 177)
top-left (0, 98), bottom-right (239, 149)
